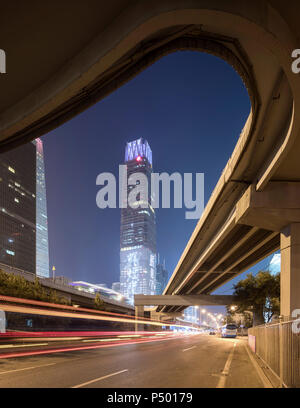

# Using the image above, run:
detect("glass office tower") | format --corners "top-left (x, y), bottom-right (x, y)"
top-left (34, 138), bottom-right (50, 278)
top-left (120, 138), bottom-right (156, 304)
top-left (0, 143), bottom-right (36, 272)
top-left (156, 255), bottom-right (168, 295)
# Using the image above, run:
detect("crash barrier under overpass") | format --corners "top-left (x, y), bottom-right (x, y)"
top-left (248, 318), bottom-right (300, 388)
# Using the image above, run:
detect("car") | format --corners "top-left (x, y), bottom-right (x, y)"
top-left (221, 324), bottom-right (238, 338)
top-left (209, 330), bottom-right (216, 335)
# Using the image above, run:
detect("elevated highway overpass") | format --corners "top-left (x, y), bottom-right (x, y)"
top-left (158, 182), bottom-right (299, 315)
top-left (0, 264), bottom-right (134, 315)
top-left (1, 1), bottom-right (300, 317)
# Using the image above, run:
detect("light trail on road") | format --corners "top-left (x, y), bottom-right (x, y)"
top-left (0, 332), bottom-right (197, 359)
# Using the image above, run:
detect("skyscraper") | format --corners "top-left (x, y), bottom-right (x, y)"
top-left (156, 255), bottom-right (168, 295)
top-left (120, 138), bottom-right (156, 303)
top-left (0, 143), bottom-right (36, 272)
top-left (34, 138), bottom-right (50, 278)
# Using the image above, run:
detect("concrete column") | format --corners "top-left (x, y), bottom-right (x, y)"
top-left (280, 223), bottom-right (300, 317)
top-left (135, 305), bottom-right (144, 332)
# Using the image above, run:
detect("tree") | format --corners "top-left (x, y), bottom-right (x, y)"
top-left (224, 311), bottom-right (253, 328)
top-left (230, 271), bottom-right (280, 326)
top-left (0, 269), bottom-right (71, 306)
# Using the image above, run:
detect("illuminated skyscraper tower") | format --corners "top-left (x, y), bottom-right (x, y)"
top-left (34, 138), bottom-right (50, 277)
top-left (120, 138), bottom-right (156, 303)
top-left (156, 255), bottom-right (168, 295)
top-left (0, 143), bottom-right (36, 272)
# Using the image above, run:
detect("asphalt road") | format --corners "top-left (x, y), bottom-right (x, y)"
top-left (0, 334), bottom-right (266, 388)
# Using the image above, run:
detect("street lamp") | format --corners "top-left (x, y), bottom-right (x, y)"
top-left (194, 306), bottom-right (200, 328)
top-left (52, 265), bottom-right (56, 282)
top-left (200, 308), bottom-right (206, 326)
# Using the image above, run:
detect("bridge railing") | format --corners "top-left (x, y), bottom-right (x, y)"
top-left (248, 318), bottom-right (300, 388)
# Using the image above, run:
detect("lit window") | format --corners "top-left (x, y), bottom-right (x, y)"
top-left (6, 250), bottom-right (15, 256)
top-left (14, 198), bottom-right (19, 203)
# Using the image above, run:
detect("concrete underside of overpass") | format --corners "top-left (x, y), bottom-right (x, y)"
top-left (1, 1), bottom-right (300, 318)
top-left (134, 294), bottom-right (234, 307)
top-left (134, 294), bottom-right (234, 323)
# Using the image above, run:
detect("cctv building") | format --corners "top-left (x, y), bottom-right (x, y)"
top-left (120, 138), bottom-right (156, 304)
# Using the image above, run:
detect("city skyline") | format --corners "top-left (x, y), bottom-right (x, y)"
top-left (42, 50), bottom-right (259, 293)
top-left (0, 1), bottom-right (298, 389)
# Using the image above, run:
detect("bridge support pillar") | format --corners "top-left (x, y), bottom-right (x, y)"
top-left (135, 305), bottom-right (144, 332)
top-left (280, 223), bottom-right (300, 317)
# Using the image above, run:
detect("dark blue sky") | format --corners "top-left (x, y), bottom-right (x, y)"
top-left (42, 51), bottom-right (272, 294)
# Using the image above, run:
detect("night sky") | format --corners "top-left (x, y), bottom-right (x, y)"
top-left (42, 50), bottom-right (272, 295)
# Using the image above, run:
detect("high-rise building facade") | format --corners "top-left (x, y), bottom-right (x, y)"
top-left (184, 307), bottom-right (199, 323)
top-left (0, 143), bottom-right (36, 272)
top-left (34, 138), bottom-right (50, 278)
top-left (120, 138), bottom-right (156, 303)
top-left (156, 255), bottom-right (168, 295)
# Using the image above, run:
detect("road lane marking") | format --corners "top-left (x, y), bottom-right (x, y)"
top-left (0, 363), bottom-right (57, 375)
top-left (182, 346), bottom-right (196, 352)
top-left (216, 342), bottom-right (236, 388)
top-left (243, 342), bottom-right (273, 388)
top-left (71, 369), bottom-right (128, 388)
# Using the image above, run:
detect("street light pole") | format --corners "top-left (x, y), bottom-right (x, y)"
top-left (195, 306), bottom-right (199, 329)
top-left (201, 309), bottom-right (206, 328)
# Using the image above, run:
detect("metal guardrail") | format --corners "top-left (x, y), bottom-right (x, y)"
top-left (248, 318), bottom-right (300, 388)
